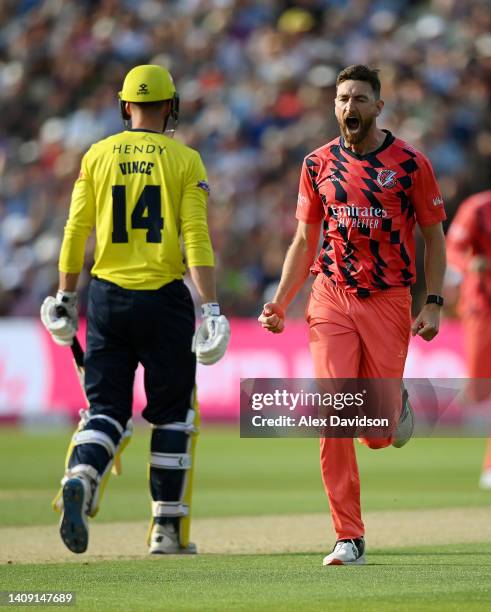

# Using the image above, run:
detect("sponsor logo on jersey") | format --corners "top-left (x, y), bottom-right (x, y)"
top-left (297, 193), bottom-right (308, 207)
top-left (331, 204), bottom-right (387, 229)
top-left (137, 83), bottom-right (149, 95)
top-left (197, 180), bottom-right (210, 194)
top-left (376, 169), bottom-right (397, 189)
top-left (327, 170), bottom-right (342, 182)
top-left (331, 204), bottom-right (388, 219)
top-left (432, 195), bottom-right (444, 206)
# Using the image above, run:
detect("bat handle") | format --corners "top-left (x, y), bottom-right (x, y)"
top-left (55, 304), bottom-right (67, 317)
top-left (71, 336), bottom-right (85, 367)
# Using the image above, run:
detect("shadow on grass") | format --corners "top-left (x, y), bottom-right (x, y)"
top-left (254, 550), bottom-right (491, 558)
top-left (370, 551), bottom-right (491, 557)
top-left (225, 550), bottom-right (491, 567)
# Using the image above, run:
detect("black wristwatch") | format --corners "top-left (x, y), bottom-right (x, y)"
top-left (425, 294), bottom-right (444, 306)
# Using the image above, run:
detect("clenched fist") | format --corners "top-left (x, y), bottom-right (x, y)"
top-left (258, 302), bottom-right (285, 334)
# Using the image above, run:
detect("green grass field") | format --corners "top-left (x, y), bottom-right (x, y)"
top-left (1, 426), bottom-right (490, 610)
top-left (2, 546), bottom-right (491, 611)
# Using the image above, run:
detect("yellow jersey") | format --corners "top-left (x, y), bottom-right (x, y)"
top-left (59, 129), bottom-right (214, 290)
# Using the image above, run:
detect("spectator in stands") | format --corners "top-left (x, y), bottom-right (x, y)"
top-left (0, 0), bottom-right (489, 317)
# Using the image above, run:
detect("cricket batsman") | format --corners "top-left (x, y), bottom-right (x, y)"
top-left (259, 65), bottom-right (446, 565)
top-left (445, 189), bottom-right (491, 489)
top-left (40, 64), bottom-right (230, 554)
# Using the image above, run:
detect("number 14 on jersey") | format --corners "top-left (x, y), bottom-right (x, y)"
top-left (112, 185), bottom-right (163, 243)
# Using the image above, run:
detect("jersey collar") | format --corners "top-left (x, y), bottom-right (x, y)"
top-left (127, 128), bottom-right (162, 134)
top-left (340, 129), bottom-right (394, 161)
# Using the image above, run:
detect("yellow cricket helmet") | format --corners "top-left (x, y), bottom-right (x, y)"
top-left (119, 64), bottom-right (176, 102)
top-left (119, 64), bottom-right (179, 126)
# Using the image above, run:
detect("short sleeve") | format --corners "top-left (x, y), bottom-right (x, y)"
top-left (411, 154), bottom-right (447, 227)
top-left (295, 157), bottom-right (324, 223)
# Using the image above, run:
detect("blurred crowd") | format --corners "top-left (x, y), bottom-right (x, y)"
top-left (0, 0), bottom-right (489, 318)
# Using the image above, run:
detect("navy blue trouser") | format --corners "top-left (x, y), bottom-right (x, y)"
top-left (69, 277), bottom-right (196, 517)
top-left (84, 277), bottom-right (196, 428)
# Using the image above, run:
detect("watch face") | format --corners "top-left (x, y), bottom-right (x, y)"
top-left (427, 295), bottom-right (443, 305)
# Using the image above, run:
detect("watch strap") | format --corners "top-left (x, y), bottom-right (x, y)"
top-left (425, 294), bottom-right (444, 306)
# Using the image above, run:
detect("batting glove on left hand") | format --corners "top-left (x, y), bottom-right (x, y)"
top-left (40, 290), bottom-right (78, 346)
top-left (192, 303), bottom-right (230, 365)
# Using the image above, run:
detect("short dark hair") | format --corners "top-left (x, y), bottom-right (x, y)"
top-left (336, 65), bottom-right (381, 99)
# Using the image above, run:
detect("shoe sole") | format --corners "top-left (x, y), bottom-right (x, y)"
top-left (324, 554), bottom-right (366, 566)
top-left (150, 542), bottom-right (198, 555)
top-left (60, 479), bottom-right (88, 554)
top-left (392, 387), bottom-right (414, 448)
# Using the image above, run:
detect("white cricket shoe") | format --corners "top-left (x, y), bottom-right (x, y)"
top-left (479, 469), bottom-right (491, 490)
top-left (149, 522), bottom-right (197, 555)
top-left (59, 477), bottom-right (91, 553)
top-left (323, 538), bottom-right (366, 566)
top-left (392, 385), bottom-right (414, 448)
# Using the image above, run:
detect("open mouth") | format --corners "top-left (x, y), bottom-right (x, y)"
top-left (345, 116), bottom-right (360, 131)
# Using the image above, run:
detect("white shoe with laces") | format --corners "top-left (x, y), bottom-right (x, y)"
top-left (322, 538), bottom-right (366, 566)
top-left (149, 522), bottom-right (197, 555)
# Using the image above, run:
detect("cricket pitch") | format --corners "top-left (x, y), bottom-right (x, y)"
top-left (2, 506), bottom-right (490, 564)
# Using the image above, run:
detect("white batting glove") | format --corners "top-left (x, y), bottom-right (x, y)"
top-left (40, 290), bottom-right (78, 346)
top-left (192, 303), bottom-right (230, 365)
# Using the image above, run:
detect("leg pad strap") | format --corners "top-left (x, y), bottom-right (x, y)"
top-left (152, 501), bottom-right (189, 518)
